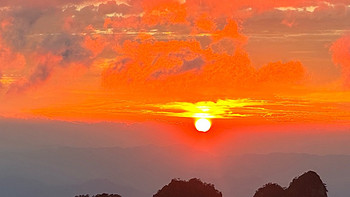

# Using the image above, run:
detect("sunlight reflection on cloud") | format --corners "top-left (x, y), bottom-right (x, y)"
top-left (145, 99), bottom-right (267, 119)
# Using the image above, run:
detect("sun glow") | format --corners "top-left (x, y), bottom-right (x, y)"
top-left (195, 118), bottom-right (212, 132)
top-left (149, 99), bottom-right (264, 119)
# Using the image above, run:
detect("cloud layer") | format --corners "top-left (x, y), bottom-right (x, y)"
top-left (0, 0), bottom-right (349, 122)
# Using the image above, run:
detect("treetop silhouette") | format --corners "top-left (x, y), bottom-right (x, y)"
top-left (153, 178), bottom-right (222, 197)
top-left (254, 171), bottom-right (328, 197)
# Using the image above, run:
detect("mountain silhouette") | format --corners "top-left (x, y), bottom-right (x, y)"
top-left (254, 171), bottom-right (327, 197)
top-left (153, 178), bottom-right (222, 197)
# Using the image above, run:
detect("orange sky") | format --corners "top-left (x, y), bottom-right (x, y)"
top-left (0, 0), bottom-right (350, 130)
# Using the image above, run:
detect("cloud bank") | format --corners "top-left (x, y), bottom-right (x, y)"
top-left (0, 0), bottom-right (349, 122)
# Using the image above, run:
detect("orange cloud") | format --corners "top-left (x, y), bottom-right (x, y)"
top-left (0, 19), bottom-right (26, 71)
top-left (0, 41), bottom-right (26, 70)
top-left (7, 53), bottom-right (62, 93)
top-left (83, 34), bottom-right (108, 58)
top-left (193, 14), bottom-right (217, 32)
top-left (100, 30), bottom-right (307, 101)
top-left (212, 19), bottom-right (246, 42)
top-left (141, 1), bottom-right (188, 26)
top-left (330, 34), bottom-right (350, 87)
top-left (257, 61), bottom-right (305, 87)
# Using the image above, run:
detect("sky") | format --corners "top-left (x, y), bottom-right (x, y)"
top-left (0, 0), bottom-right (350, 141)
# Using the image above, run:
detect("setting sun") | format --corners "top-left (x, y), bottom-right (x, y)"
top-left (0, 0), bottom-right (350, 196)
top-left (195, 118), bottom-right (212, 132)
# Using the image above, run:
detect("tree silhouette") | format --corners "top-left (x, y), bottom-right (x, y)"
top-left (254, 171), bottom-right (328, 197)
top-left (75, 171), bottom-right (328, 197)
top-left (153, 178), bottom-right (222, 197)
top-left (253, 183), bottom-right (285, 197)
top-left (286, 171), bottom-right (327, 197)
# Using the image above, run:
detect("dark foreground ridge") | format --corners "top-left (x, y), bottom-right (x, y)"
top-left (75, 171), bottom-right (327, 197)
top-left (254, 171), bottom-right (328, 197)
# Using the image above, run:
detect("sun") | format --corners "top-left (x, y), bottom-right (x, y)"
top-left (195, 118), bottom-right (212, 132)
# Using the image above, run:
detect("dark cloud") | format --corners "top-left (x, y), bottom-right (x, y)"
top-left (243, 4), bottom-right (350, 34)
top-left (6, 53), bottom-right (61, 93)
top-left (0, 5), bottom-right (99, 93)
top-left (196, 36), bottom-right (212, 49)
top-left (179, 56), bottom-right (205, 72)
top-left (7, 66), bottom-right (51, 93)
top-left (72, 5), bottom-right (106, 30)
top-left (40, 34), bottom-right (91, 64)
top-left (111, 58), bottom-right (132, 72)
top-left (2, 9), bottom-right (91, 53)
top-left (210, 38), bottom-right (237, 55)
top-left (5, 33), bottom-right (92, 93)
top-left (29, 63), bottom-right (51, 83)
top-left (0, 0), bottom-right (89, 7)
top-left (1, 8), bottom-right (44, 50)
top-left (151, 56), bottom-right (205, 79)
top-left (242, 4), bottom-right (350, 82)
top-left (98, 1), bottom-right (132, 15)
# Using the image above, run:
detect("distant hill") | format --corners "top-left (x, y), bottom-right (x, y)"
top-left (1, 146), bottom-right (350, 197)
top-left (254, 171), bottom-right (327, 197)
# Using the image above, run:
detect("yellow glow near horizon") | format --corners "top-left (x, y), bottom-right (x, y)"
top-left (148, 99), bottom-right (266, 119)
top-left (195, 118), bottom-right (211, 132)
top-left (146, 99), bottom-right (266, 133)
